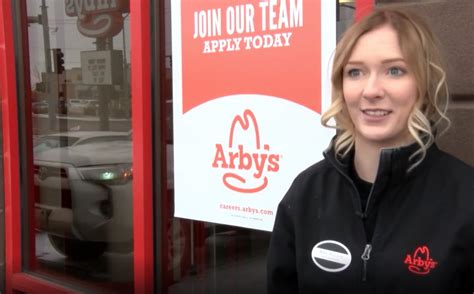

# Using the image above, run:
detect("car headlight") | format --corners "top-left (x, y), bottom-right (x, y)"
top-left (79, 164), bottom-right (133, 185)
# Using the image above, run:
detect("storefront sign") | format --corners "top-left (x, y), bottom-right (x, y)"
top-left (81, 50), bottom-right (123, 85)
top-left (172, 0), bottom-right (336, 231)
top-left (65, 0), bottom-right (129, 38)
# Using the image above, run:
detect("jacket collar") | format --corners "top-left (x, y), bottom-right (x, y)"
top-left (323, 138), bottom-right (440, 217)
top-left (323, 138), bottom-right (439, 183)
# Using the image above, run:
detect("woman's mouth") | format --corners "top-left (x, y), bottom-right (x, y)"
top-left (362, 109), bottom-right (391, 117)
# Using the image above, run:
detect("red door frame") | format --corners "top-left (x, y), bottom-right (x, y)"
top-left (356, 0), bottom-right (374, 20)
top-left (0, 0), bottom-right (154, 293)
top-left (0, 0), bottom-right (25, 291)
top-left (130, 0), bottom-right (154, 293)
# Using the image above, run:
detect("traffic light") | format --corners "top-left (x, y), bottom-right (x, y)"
top-left (53, 48), bottom-right (65, 74)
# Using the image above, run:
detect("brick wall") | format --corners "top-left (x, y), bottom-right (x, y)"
top-left (378, 0), bottom-right (474, 165)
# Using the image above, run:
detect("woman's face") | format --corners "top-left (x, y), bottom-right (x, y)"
top-left (342, 24), bottom-right (418, 148)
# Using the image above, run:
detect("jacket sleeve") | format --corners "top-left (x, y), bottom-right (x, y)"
top-left (267, 189), bottom-right (298, 294)
top-left (459, 199), bottom-right (474, 292)
top-left (466, 213), bottom-right (474, 292)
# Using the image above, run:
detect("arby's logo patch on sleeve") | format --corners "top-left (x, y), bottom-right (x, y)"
top-left (180, 0), bottom-right (322, 114)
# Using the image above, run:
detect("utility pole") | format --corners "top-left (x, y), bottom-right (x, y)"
top-left (29, 0), bottom-right (56, 130)
top-left (122, 14), bottom-right (130, 118)
top-left (96, 37), bottom-right (112, 131)
top-left (41, 0), bottom-right (52, 74)
top-left (40, 0), bottom-right (58, 131)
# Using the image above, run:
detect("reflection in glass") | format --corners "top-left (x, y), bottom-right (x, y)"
top-left (167, 223), bottom-right (270, 294)
top-left (24, 0), bottom-right (133, 291)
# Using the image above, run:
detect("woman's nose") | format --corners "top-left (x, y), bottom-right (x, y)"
top-left (362, 74), bottom-right (384, 100)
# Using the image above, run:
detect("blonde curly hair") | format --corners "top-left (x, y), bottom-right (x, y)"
top-left (321, 8), bottom-right (450, 169)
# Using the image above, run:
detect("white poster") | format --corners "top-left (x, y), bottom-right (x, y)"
top-left (172, 0), bottom-right (336, 231)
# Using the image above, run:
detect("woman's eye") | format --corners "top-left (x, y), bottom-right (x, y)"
top-left (347, 69), bottom-right (362, 78)
top-left (388, 67), bottom-right (405, 76)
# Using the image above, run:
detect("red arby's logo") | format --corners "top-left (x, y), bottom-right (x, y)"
top-left (212, 109), bottom-right (279, 193)
top-left (404, 246), bottom-right (438, 275)
top-left (64, 0), bottom-right (129, 38)
top-left (75, 12), bottom-right (124, 38)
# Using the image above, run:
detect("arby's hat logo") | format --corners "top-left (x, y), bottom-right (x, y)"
top-left (212, 109), bottom-right (280, 193)
top-left (65, 0), bottom-right (129, 38)
top-left (75, 12), bottom-right (124, 38)
top-left (404, 246), bottom-right (438, 275)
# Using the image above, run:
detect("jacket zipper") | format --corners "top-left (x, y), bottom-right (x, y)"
top-left (325, 153), bottom-right (379, 282)
top-left (361, 244), bottom-right (372, 282)
top-left (363, 183), bottom-right (376, 217)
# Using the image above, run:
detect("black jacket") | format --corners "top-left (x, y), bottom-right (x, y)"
top-left (267, 143), bottom-right (474, 293)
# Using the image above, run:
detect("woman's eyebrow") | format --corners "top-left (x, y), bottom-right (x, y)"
top-left (345, 61), bottom-right (363, 66)
top-left (346, 58), bottom-right (406, 65)
top-left (381, 58), bottom-right (406, 64)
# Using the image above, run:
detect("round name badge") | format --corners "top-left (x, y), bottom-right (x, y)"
top-left (311, 240), bottom-right (352, 272)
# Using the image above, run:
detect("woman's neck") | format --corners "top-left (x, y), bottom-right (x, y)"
top-left (352, 133), bottom-right (416, 183)
top-left (353, 139), bottom-right (383, 183)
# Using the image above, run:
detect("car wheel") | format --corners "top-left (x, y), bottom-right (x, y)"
top-left (48, 234), bottom-right (107, 260)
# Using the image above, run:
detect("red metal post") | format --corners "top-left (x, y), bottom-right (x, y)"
top-left (130, 0), bottom-right (154, 293)
top-left (0, 0), bottom-right (23, 292)
top-left (355, 0), bottom-right (375, 21)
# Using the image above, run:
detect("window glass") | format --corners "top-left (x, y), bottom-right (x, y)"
top-left (337, 1), bottom-right (356, 37)
top-left (21, 0), bottom-right (133, 291)
top-left (157, 1), bottom-right (353, 293)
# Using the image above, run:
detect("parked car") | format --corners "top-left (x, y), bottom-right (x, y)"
top-left (34, 138), bottom-right (133, 259)
top-left (32, 101), bottom-right (49, 114)
top-left (84, 100), bottom-right (100, 115)
top-left (67, 99), bottom-right (99, 115)
top-left (33, 131), bottom-right (131, 155)
top-left (33, 132), bottom-right (181, 269)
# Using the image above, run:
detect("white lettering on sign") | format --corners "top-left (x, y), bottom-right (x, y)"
top-left (193, 0), bottom-right (303, 54)
top-left (193, 9), bottom-right (222, 39)
top-left (259, 0), bottom-right (303, 31)
top-left (225, 4), bottom-right (256, 35)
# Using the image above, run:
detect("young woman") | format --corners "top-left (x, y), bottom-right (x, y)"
top-left (267, 8), bottom-right (474, 293)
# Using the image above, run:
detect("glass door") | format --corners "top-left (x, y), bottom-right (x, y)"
top-left (18, 0), bottom-right (133, 291)
top-left (0, 0), bottom-right (155, 292)
top-left (152, 1), bottom-right (357, 293)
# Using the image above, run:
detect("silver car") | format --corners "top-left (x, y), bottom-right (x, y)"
top-left (34, 136), bottom-right (133, 259)
top-left (33, 131), bottom-right (131, 154)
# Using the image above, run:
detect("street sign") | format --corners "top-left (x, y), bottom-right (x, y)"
top-left (81, 50), bottom-right (123, 85)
